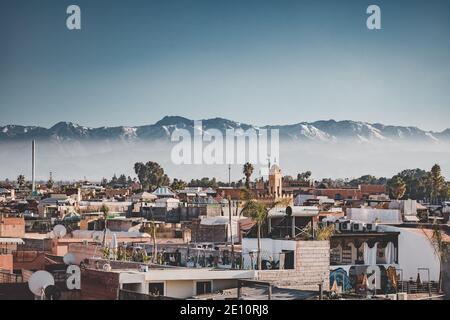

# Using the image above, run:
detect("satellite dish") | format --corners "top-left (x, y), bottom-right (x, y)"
top-left (286, 206), bottom-right (293, 217)
top-left (53, 225), bottom-right (67, 238)
top-left (47, 231), bottom-right (55, 239)
top-left (103, 263), bottom-right (111, 272)
top-left (63, 252), bottom-right (77, 265)
top-left (28, 271), bottom-right (55, 297)
top-left (44, 285), bottom-right (61, 300)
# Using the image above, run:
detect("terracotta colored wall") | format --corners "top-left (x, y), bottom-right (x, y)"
top-left (80, 269), bottom-right (120, 300)
top-left (0, 216), bottom-right (25, 237)
top-left (13, 251), bottom-right (46, 271)
top-left (0, 254), bottom-right (13, 272)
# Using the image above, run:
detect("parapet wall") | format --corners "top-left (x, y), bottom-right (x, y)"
top-left (256, 240), bottom-right (330, 291)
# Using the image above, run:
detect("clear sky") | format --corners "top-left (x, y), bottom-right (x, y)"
top-left (1, 0), bottom-right (450, 131)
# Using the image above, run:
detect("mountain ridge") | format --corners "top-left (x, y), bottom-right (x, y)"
top-left (1, 116), bottom-right (449, 143)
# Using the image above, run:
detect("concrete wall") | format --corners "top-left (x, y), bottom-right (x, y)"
top-left (253, 240), bottom-right (330, 291)
top-left (166, 280), bottom-right (195, 298)
top-left (242, 238), bottom-right (297, 269)
top-left (382, 226), bottom-right (441, 282)
top-left (442, 247), bottom-right (450, 299)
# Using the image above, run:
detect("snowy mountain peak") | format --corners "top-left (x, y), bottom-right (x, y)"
top-left (0, 117), bottom-right (448, 143)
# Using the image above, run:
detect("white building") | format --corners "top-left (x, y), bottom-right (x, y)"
top-left (112, 267), bottom-right (255, 298)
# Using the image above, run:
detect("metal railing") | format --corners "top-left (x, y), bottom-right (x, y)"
top-left (118, 289), bottom-right (178, 300)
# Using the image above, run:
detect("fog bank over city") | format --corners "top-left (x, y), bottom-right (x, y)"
top-left (1, 139), bottom-right (449, 182)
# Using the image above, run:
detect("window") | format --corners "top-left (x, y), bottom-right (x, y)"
top-left (330, 246), bottom-right (342, 265)
top-left (196, 281), bottom-right (212, 295)
top-left (122, 283), bottom-right (140, 292)
top-left (148, 282), bottom-right (165, 296)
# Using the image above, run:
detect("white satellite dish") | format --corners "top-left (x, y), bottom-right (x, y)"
top-left (63, 252), bottom-right (77, 265)
top-left (53, 225), bottom-right (67, 238)
top-left (47, 231), bottom-right (55, 239)
top-left (28, 271), bottom-right (55, 298)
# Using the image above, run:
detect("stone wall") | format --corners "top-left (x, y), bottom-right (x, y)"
top-left (256, 240), bottom-right (330, 291)
top-left (190, 220), bottom-right (228, 243)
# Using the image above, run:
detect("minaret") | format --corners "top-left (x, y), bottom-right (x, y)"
top-left (32, 140), bottom-right (36, 193)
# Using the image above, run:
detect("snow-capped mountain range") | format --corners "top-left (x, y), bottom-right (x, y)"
top-left (1, 116), bottom-right (449, 143)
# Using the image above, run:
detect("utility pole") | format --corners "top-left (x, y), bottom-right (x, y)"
top-left (228, 195), bottom-right (235, 268)
top-left (228, 164), bottom-right (231, 187)
top-left (31, 140), bottom-right (36, 194)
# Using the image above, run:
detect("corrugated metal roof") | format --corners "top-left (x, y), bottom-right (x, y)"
top-left (0, 238), bottom-right (24, 244)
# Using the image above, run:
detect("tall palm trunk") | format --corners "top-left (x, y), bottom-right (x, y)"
top-left (152, 227), bottom-right (158, 264)
top-left (257, 222), bottom-right (262, 270)
top-left (102, 219), bottom-right (107, 248)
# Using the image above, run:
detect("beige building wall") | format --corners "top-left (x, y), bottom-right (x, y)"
top-left (165, 280), bottom-right (195, 298)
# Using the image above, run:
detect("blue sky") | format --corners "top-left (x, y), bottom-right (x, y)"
top-left (1, 0), bottom-right (450, 131)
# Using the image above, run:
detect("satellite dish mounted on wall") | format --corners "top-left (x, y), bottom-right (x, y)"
top-left (53, 224), bottom-right (67, 238)
top-left (286, 206), bottom-right (293, 217)
top-left (28, 270), bottom-right (55, 299)
top-left (63, 252), bottom-right (77, 265)
top-left (44, 285), bottom-right (61, 300)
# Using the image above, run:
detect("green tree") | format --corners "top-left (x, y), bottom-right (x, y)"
top-left (243, 162), bottom-right (254, 189)
top-left (188, 177), bottom-right (219, 188)
top-left (127, 176), bottom-right (134, 185)
top-left (297, 171), bottom-right (312, 182)
top-left (100, 178), bottom-right (108, 187)
top-left (46, 178), bottom-right (54, 189)
top-left (240, 190), bottom-right (290, 270)
top-left (430, 164), bottom-right (446, 199)
top-left (134, 161), bottom-right (170, 191)
top-left (117, 174), bottom-right (127, 186)
top-left (388, 175), bottom-right (406, 200)
top-left (109, 174), bottom-right (118, 186)
top-left (395, 169), bottom-right (429, 200)
top-left (171, 178), bottom-right (187, 190)
top-left (241, 198), bottom-right (267, 270)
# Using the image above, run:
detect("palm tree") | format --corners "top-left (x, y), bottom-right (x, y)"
top-left (144, 221), bottom-right (158, 263)
top-left (241, 198), bottom-right (267, 270)
top-left (422, 224), bottom-right (448, 293)
top-left (389, 176), bottom-right (406, 200)
top-left (17, 174), bottom-right (26, 188)
top-left (240, 189), bottom-right (290, 270)
top-left (243, 162), bottom-right (254, 189)
top-left (100, 204), bottom-right (110, 247)
top-left (46, 178), bottom-right (54, 189)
